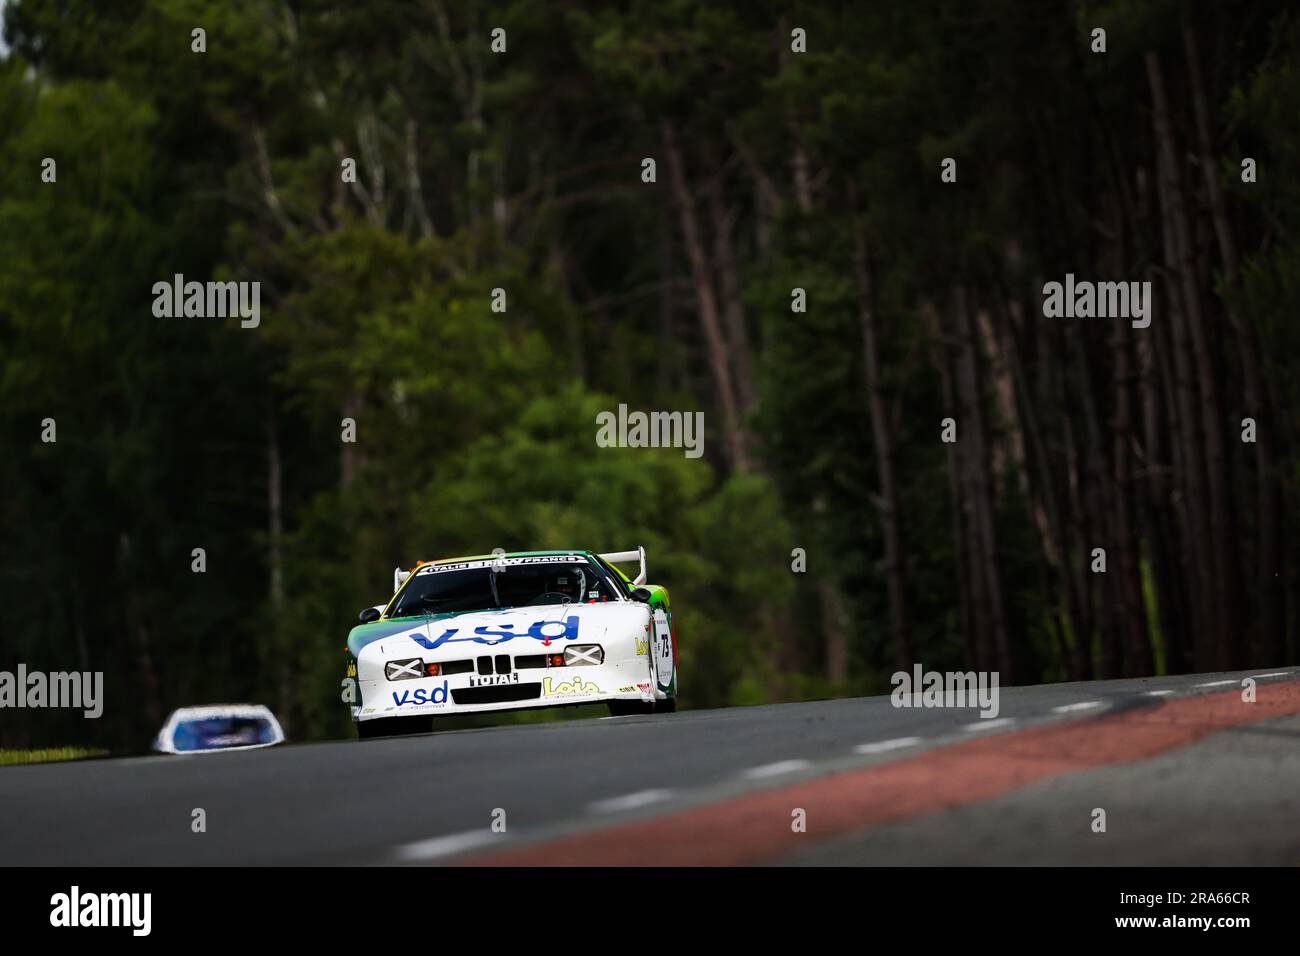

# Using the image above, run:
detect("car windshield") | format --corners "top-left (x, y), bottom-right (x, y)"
top-left (388, 557), bottom-right (619, 617)
top-left (172, 716), bottom-right (276, 752)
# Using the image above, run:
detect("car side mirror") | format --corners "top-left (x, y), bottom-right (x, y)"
top-left (358, 606), bottom-right (382, 624)
top-left (629, 587), bottom-right (653, 603)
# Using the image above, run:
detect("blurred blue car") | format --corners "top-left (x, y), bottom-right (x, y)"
top-left (153, 704), bottom-right (285, 754)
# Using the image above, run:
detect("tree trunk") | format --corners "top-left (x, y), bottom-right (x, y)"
top-left (268, 410), bottom-right (289, 728)
top-left (1147, 51), bottom-right (1219, 670)
top-left (954, 287), bottom-right (1013, 680)
top-left (117, 532), bottom-right (163, 730)
top-left (661, 119), bottom-right (750, 472)
top-left (996, 288), bottom-right (1089, 680)
top-left (1113, 316), bottom-right (1153, 675)
top-left (851, 216), bottom-right (913, 671)
top-left (705, 148), bottom-right (759, 416)
top-left (818, 578), bottom-right (850, 685)
top-left (657, 203), bottom-right (676, 393)
top-left (920, 300), bottom-right (977, 671)
top-left (1183, 21), bottom-right (1283, 663)
top-left (1148, 49), bottom-right (1235, 670)
top-left (778, 18), bottom-right (813, 214)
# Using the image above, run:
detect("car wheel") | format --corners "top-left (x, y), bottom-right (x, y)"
top-left (653, 698), bottom-right (677, 714)
top-left (356, 715), bottom-right (433, 739)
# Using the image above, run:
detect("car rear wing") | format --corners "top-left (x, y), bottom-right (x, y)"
top-left (598, 547), bottom-right (647, 586)
top-left (393, 567), bottom-right (412, 593)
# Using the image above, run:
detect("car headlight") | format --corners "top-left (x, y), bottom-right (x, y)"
top-left (385, 658), bottom-right (425, 681)
top-left (563, 644), bottom-right (604, 666)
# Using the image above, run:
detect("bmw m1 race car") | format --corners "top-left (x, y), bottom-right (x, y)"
top-left (345, 548), bottom-right (678, 738)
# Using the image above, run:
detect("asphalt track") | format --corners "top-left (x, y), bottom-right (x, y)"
top-left (1, 668), bottom-right (1297, 866)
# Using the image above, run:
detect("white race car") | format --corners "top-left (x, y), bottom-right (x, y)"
top-left (344, 549), bottom-right (678, 738)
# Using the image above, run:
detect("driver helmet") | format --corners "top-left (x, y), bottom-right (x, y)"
top-left (553, 571), bottom-right (582, 601)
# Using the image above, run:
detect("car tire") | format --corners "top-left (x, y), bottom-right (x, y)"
top-left (653, 698), bottom-right (677, 714)
top-left (356, 715), bottom-right (433, 739)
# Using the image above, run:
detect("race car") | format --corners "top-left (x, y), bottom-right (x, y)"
top-left (153, 704), bottom-right (286, 754)
top-left (344, 548), bottom-right (678, 738)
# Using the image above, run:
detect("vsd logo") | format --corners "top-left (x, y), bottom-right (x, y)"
top-left (391, 681), bottom-right (449, 707)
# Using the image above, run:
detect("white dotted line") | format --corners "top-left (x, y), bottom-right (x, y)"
top-left (588, 788), bottom-right (675, 813)
top-left (961, 717), bottom-right (1016, 732)
top-left (742, 759), bottom-right (812, 779)
top-left (1052, 700), bottom-right (1103, 713)
top-left (392, 830), bottom-right (501, 862)
top-left (854, 736), bottom-right (922, 755)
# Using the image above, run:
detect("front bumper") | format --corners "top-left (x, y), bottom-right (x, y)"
top-left (352, 659), bottom-right (655, 721)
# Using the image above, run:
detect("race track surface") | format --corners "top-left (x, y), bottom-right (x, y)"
top-left (2, 668), bottom-right (1297, 866)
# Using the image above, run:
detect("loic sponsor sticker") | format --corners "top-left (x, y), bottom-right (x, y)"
top-left (543, 675), bottom-right (601, 698)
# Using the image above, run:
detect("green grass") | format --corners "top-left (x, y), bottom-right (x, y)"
top-left (0, 747), bottom-right (110, 767)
